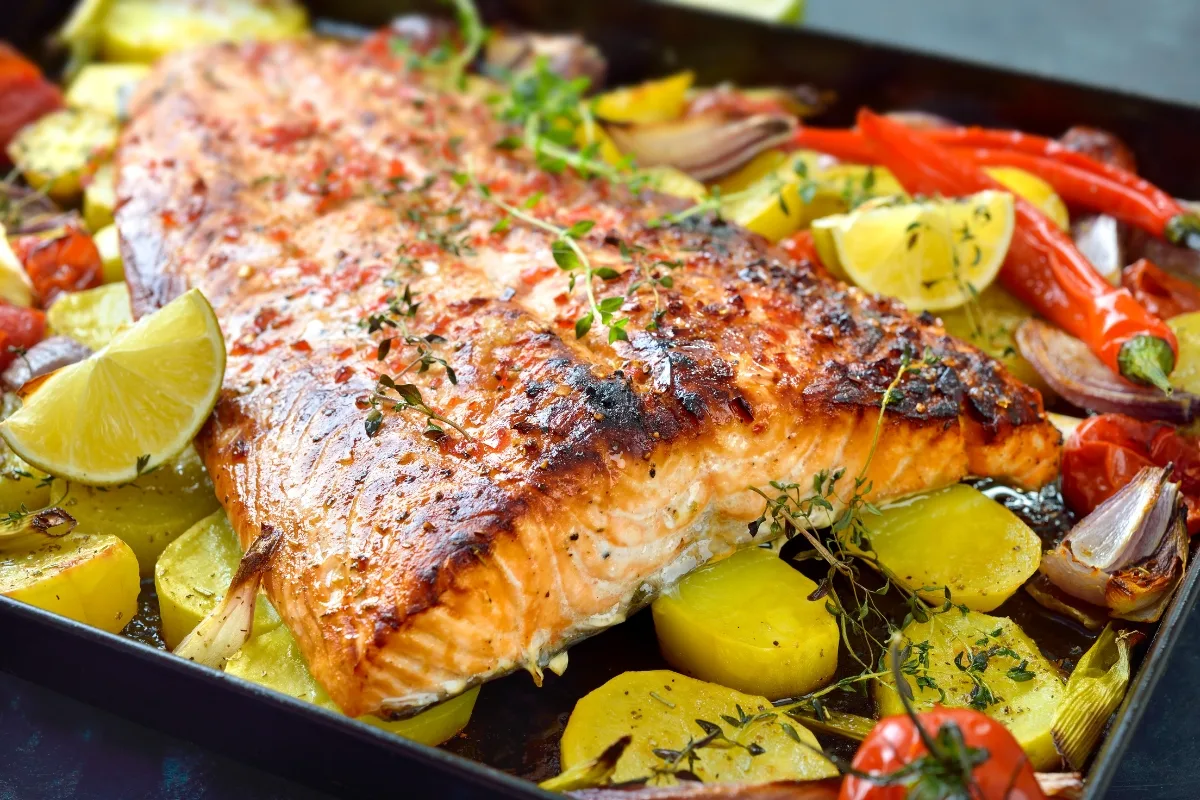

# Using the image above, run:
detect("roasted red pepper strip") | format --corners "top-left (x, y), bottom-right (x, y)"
top-left (11, 224), bottom-right (104, 306)
top-left (839, 707), bottom-right (1046, 800)
top-left (0, 44), bottom-right (64, 162)
top-left (0, 304), bottom-right (46, 370)
top-left (856, 108), bottom-right (1178, 391)
top-left (951, 146), bottom-right (1186, 241)
top-left (1121, 258), bottom-right (1200, 320)
top-left (790, 126), bottom-right (879, 164)
top-left (1063, 413), bottom-right (1200, 534)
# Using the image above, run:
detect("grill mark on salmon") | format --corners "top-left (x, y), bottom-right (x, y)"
top-left (116, 40), bottom-right (1060, 717)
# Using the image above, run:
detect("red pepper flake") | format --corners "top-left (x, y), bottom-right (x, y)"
top-left (334, 365), bottom-right (354, 383)
top-left (254, 119), bottom-right (318, 151)
top-left (291, 340), bottom-right (312, 352)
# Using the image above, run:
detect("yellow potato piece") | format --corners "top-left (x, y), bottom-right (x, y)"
top-left (640, 166), bottom-right (708, 202)
top-left (561, 670), bottom-right (838, 785)
top-left (46, 282), bottom-right (132, 351)
top-left (592, 71), bottom-right (694, 124)
top-left (1168, 312), bottom-right (1200, 395)
top-left (84, 162), bottom-right (117, 232)
top-left (715, 150), bottom-right (790, 194)
top-left (858, 484), bottom-right (1041, 612)
top-left (652, 547), bottom-right (838, 699)
top-left (155, 510), bottom-right (281, 648)
top-left (93, 224), bottom-right (125, 284)
top-left (54, 445), bottom-right (221, 575)
top-left (0, 227), bottom-right (34, 307)
top-left (1, 531), bottom-right (139, 633)
top-left (938, 284), bottom-right (1049, 395)
top-left (6, 109), bottom-right (119, 203)
top-left (226, 625), bottom-right (479, 746)
top-left (66, 63), bottom-right (151, 120)
top-left (101, 0), bottom-right (309, 63)
top-left (876, 610), bottom-right (1065, 770)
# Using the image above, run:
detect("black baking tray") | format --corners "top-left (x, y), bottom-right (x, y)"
top-left (5, 2), bottom-right (1200, 798)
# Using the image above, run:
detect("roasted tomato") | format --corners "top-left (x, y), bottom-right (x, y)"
top-left (1062, 413), bottom-right (1200, 534)
top-left (0, 44), bottom-right (64, 162)
top-left (11, 224), bottom-right (103, 306)
top-left (839, 707), bottom-right (1045, 800)
top-left (1121, 258), bottom-right (1200, 320)
top-left (0, 303), bottom-right (46, 370)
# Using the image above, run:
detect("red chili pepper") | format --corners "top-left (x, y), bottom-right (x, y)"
top-left (856, 109), bottom-right (1178, 392)
top-left (0, 44), bottom-right (64, 162)
top-left (1120, 258), bottom-right (1200, 320)
top-left (840, 707), bottom-right (1046, 800)
top-left (949, 146), bottom-right (1188, 243)
top-left (790, 126), bottom-right (879, 164)
top-left (0, 304), bottom-right (46, 370)
top-left (1063, 414), bottom-right (1200, 534)
top-left (11, 224), bottom-right (104, 307)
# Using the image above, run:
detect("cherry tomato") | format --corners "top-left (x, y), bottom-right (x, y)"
top-left (0, 304), bottom-right (46, 370)
top-left (0, 44), bottom-right (63, 161)
top-left (1120, 258), bottom-right (1200, 320)
top-left (840, 708), bottom-right (1045, 800)
top-left (11, 224), bottom-right (103, 306)
top-left (1062, 414), bottom-right (1200, 533)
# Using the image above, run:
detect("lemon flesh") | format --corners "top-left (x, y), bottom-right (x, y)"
top-left (1, 288), bottom-right (225, 485)
top-left (985, 166), bottom-right (1069, 231)
top-left (814, 190), bottom-right (1014, 312)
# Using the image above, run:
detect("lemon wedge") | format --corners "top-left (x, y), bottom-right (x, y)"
top-left (0, 288), bottom-right (225, 485)
top-left (985, 166), bottom-right (1069, 231)
top-left (812, 191), bottom-right (1015, 312)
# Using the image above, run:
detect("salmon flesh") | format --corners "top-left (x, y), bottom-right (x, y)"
top-left (115, 41), bottom-right (1060, 717)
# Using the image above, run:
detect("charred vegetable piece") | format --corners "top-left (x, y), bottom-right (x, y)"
top-left (6, 108), bottom-right (117, 203)
top-left (11, 222), bottom-right (104, 306)
top-left (46, 281), bottom-right (131, 350)
top-left (54, 445), bottom-right (221, 575)
top-left (875, 611), bottom-right (1066, 770)
top-left (857, 484), bottom-right (1042, 612)
top-left (225, 625), bottom-right (479, 746)
top-left (592, 71), bottom-right (693, 124)
top-left (606, 113), bottom-right (796, 182)
top-left (93, 224), bottom-right (123, 283)
top-left (1042, 466), bottom-right (1187, 623)
top-left (84, 162), bottom-right (116, 232)
top-left (65, 63), bottom-right (150, 120)
top-left (155, 510), bottom-right (281, 649)
top-left (1051, 624), bottom-right (1134, 770)
top-left (561, 670), bottom-right (838, 785)
top-left (0, 44), bottom-right (64, 162)
top-left (100, 0), bottom-right (309, 63)
top-left (651, 547), bottom-right (838, 699)
top-left (1, 521), bottom-right (139, 634)
top-left (1, 336), bottom-right (92, 392)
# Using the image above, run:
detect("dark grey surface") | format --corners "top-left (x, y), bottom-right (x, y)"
top-left (804, 0), bottom-right (1200, 106)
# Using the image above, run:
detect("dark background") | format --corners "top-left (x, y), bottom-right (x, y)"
top-left (3, 0), bottom-right (1200, 798)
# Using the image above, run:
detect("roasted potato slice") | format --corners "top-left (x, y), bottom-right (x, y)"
top-left (652, 547), bottom-right (838, 698)
top-left (65, 63), bottom-right (150, 120)
top-left (1, 530), bottom-right (139, 633)
top-left (592, 71), bottom-right (693, 124)
top-left (876, 610), bottom-right (1066, 769)
top-left (83, 162), bottom-right (116, 232)
top-left (101, 0), bottom-right (309, 63)
top-left (226, 625), bottom-right (479, 746)
top-left (856, 484), bottom-right (1042, 612)
top-left (7, 108), bottom-right (118, 203)
top-left (46, 281), bottom-right (131, 350)
top-left (156, 509), bottom-right (281, 648)
top-left (54, 444), bottom-right (221, 575)
top-left (562, 670), bottom-right (838, 784)
top-left (92, 224), bottom-right (124, 284)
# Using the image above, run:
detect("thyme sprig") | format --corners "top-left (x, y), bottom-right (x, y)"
top-left (648, 709), bottom-right (775, 782)
top-left (366, 376), bottom-right (472, 441)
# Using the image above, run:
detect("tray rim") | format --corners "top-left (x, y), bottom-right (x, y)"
top-left (4, 1), bottom-right (1200, 796)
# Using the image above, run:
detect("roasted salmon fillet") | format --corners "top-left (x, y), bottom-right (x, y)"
top-left (115, 40), bottom-right (1060, 717)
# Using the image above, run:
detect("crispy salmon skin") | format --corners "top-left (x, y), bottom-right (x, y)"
top-left (115, 40), bottom-right (1059, 717)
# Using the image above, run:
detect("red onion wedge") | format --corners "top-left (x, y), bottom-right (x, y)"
top-left (1040, 465), bottom-right (1188, 623)
top-left (605, 113), bottom-right (796, 182)
top-left (1015, 318), bottom-right (1199, 423)
top-left (1, 335), bottom-right (91, 391)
